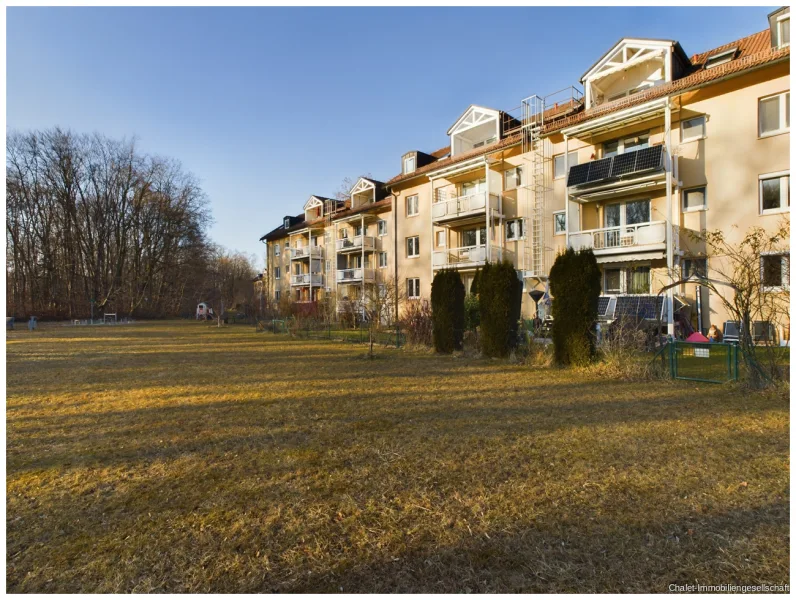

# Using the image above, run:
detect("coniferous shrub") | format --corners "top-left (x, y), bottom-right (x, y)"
top-left (431, 270), bottom-right (465, 353)
top-left (548, 247), bottom-right (601, 366)
top-left (470, 269), bottom-right (481, 295)
top-left (479, 260), bottom-right (523, 357)
top-left (464, 294), bottom-right (480, 332)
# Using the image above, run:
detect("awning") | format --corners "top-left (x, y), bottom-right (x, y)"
top-left (595, 250), bottom-right (665, 264)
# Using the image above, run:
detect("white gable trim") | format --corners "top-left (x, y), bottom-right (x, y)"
top-left (447, 105), bottom-right (500, 136)
top-left (349, 177), bottom-right (376, 197)
top-left (303, 195), bottom-right (325, 211)
top-left (582, 38), bottom-right (673, 84)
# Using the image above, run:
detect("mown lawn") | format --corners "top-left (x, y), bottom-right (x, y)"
top-left (6, 321), bottom-right (789, 592)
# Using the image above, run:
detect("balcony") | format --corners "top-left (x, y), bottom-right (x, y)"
top-left (337, 268), bottom-right (375, 283)
top-left (290, 246), bottom-right (323, 260)
top-left (431, 192), bottom-right (502, 224)
top-left (336, 236), bottom-right (376, 253)
top-left (290, 273), bottom-right (324, 287)
top-left (432, 245), bottom-right (512, 270)
top-left (568, 221), bottom-right (666, 260)
top-left (566, 145), bottom-right (666, 201)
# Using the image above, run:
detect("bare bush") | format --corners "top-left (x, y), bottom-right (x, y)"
top-left (401, 299), bottom-right (433, 347)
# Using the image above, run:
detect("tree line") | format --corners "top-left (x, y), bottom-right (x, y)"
top-left (7, 128), bottom-right (257, 319)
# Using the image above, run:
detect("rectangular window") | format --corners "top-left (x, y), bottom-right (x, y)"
top-left (683, 258), bottom-right (707, 279)
top-left (554, 151), bottom-right (579, 179)
top-left (682, 186), bottom-right (707, 212)
top-left (354, 224), bottom-right (363, 237)
top-left (506, 219), bottom-right (524, 241)
top-left (284, 217), bottom-right (291, 229)
top-left (377, 220), bottom-right (388, 236)
top-left (406, 194), bottom-right (419, 216)
top-left (324, 232), bottom-right (331, 244)
top-left (761, 253), bottom-right (789, 290)
top-left (406, 236), bottom-right (420, 258)
top-left (435, 230), bottom-right (446, 247)
top-left (759, 92), bottom-right (790, 136)
top-left (404, 156), bottom-right (416, 174)
top-left (779, 16), bottom-right (790, 48)
top-left (625, 199), bottom-right (651, 225)
top-left (704, 48), bottom-right (737, 69)
top-left (379, 251), bottom-right (388, 268)
top-left (325, 260), bottom-right (331, 272)
top-left (553, 211), bottom-right (566, 235)
top-left (759, 172), bottom-right (790, 214)
top-left (274, 244), bottom-right (280, 257)
top-left (407, 278), bottom-right (420, 299)
top-left (275, 290), bottom-right (280, 302)
top-left (285, 241), bottom-right (290, 249)
top-left (504, 166), bottom-right (523, 190)
top-left (681, 116), bottom-right (706, 142)
top-left (627, 266), bottom-right (651, 294)
top-left (603, 134), bottom-right (649, 158)
top-left (604, 268), bottom-right (622, 294)
top-left (274, 266), bottom-right (281, 279)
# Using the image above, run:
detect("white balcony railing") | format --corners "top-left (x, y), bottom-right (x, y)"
top-left (290, 273), bottom-right (324, 286)
top-left (336, 235), bottom-right (377, 253)
top-left (568, 221), bottom-right (667, 254)
top-left (337, 268), bottom-right (375, 283)
top-left (431, 192), bottom-right (502, 222)
top-left (290, 246), bottom-right (323, 260)
top-left (432, 245), bottom-right (512, 269)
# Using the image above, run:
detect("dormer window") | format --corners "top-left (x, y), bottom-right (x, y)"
top-left (779, 16), bottom-right (790, 48)
top-left (704, 48), bottom-right (737, 69)
top-left (769, 7), bottom-right (790, 48)
top-left (404, 156), bottom-right (416, 174)
top-left (448, 106), bottom-right (500, 156)
top-left (283, 217), bottom-right (291, 229)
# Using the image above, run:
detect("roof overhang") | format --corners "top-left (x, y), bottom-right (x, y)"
top-left (427, 156), bottom-right (487, 181)
top-left (569, 174), bottom-right (667, 203)
top-left (562, 97), bottom-right (670, 139)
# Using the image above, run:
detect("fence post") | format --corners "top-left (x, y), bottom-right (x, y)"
top-left (669, 342), bottom-right (675, 379)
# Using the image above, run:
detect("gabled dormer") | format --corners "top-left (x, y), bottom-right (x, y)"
top-left (303, 196), bottom-right (326, 221)
top-left (447, 105), bottom-right (501, 156)
top-left (581, 38), bottom-right (690, 108)
top-left (349, 177), bottom-right (388, 209)
top-left (769, 6), bottom-right (790, 49)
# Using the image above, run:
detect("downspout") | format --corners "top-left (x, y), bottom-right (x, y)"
top-left (392, 191), bottom-right (399, 326)
top-left (665, 98), bottom-right (675, 337)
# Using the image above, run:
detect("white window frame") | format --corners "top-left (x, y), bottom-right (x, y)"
top-left (758, 91), bottom-right (790, 137)
top-left (760, 252), bottom-right (790, 292)
top-left (680, 116), bottom-right (706, 142)
top-left (553, 151), bottom-right (579, 179)
top-left (435, 230), bottom-right (446, 247)
top-left (602, 133), bottom-right (650, 158)
top-left (404, 156), bottom-right (416, 174)
top-left (682, 257), bottom-right (708, 280)
top-left (604, 198), bottom-right (652, 228)
top-left (704, 48), bottom-right (736, 69)
top-left (503, 166), bottom-right (523, 190)
top-left (274, 266), bottom-right (281, 280)
top-left (377, 220), bottom-right (388, 236)
top-left (682, 186), bottom-right (707, 212)
top-left (602, 264), bottom-right (652, 295)
top-left (284, 217), bottom-right (291, 229)
top-left (275, 290), bottom-right (281, 302)
top-left (778, 14), bottom-right (790, 48)
top-left (759, 171), bottom-right (790, 215)
top-left (553, 210), bottom-right (567, 235)
top-left (406, 194), bottom-right (419, 217)
top-left (378, 251), bottom-right (388, 268)
top-left (506, 218), bottom-right (525, 241)
top-left (406, 236), bottom-right (420, 258)
top-left (274, 244), bottom-right (280, 257)
top-left (407, 278), bottom-right (420, 299)
top-left (285, 240), bottom-right (290, 249)
top-left (603, 268), bottom-right (622, 294)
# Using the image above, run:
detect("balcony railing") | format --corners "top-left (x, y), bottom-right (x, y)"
top-left (566, 145), bottom-right (665, 189)
top-left (290, 246), bottom-right (323, 260)
top-left (432, 192), bottom-right (502, 222)
top-left (337, 268), bottom-right (375, 283)
top-left (290, 273), bottom-right (324, 286)
top-left (568, 221), bottom-right (666, 255)
top-left (336, 235), bottom-right (376, 253)
top-left (432, 245), bottom-right (512, 269)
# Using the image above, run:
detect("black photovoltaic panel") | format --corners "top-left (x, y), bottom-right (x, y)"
top-left (597, 296), bottom-right (611, 317)
top-left (611, 295), bottom-right (665, 320)
top-left (614, 296), bottom-right (640, 319)
top-left (567, 163), bottom-right (590, 186)
top-left (567, 145), bottom-right (665, 188)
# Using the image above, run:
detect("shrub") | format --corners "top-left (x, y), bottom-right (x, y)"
top-left (464, 294), bottom-right (480, 332)
top-left (479, 260), bottom-right (523, 358)
top-left (401, 299), bottom-right (433, 347)
top-left (548, 247), bottom-right (601, 366)
top-left (431, 270), bottom-right (465, 353)
top-left (470, 269), bottom-right (481, 296)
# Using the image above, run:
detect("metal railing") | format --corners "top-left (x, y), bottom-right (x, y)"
top-left (432, 244), bottom-right (512, 268)
top-left (337, 268), bottom-right (375, 282)
top-left (290, 246), bottom-right (323, 260)
top-left (431, 192), bottom-right (501, 221)
top-left (569, 221), bottom-right (666, 252)
top-left (336, 236), bottom-right (376, 252)
top-left (290, 273), bottom-right (324, 286)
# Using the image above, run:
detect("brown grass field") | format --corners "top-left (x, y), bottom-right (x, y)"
top-left (6, 321), bottom-right (790, 592)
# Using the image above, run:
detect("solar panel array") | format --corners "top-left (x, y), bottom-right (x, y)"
top-left (597, 296), bottom-right (611, 317)
top-left (566, 144), bottom-right (665, 187)
top-left (612, 295), bottom-right (664, 320)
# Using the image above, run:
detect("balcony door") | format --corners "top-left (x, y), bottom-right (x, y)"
top-left (461, 226), bottom-right (487, 249)
top-left (603, 199), bottom-right (650, 248)
top-left (461, 178), bottom-right (486, 197)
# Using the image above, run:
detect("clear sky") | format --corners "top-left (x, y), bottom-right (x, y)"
top-left (7, 6), bottom-right (776, 263)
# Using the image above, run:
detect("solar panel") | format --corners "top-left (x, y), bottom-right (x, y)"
top-left (567, 145), bottom-right (665, 188)
top-left (586, 157), bottom-right (612, 183)
top-left (597, 296), bottom-right (611, 317)
top-left (633, 145), bottom-right (664, 172)
top-left (610, 152), bottom-right (637, 177)
top-left (567, 163), bottom-right (590, 187)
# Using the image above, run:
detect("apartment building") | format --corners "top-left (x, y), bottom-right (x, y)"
top-left (260, 8), bottom-right (790, 339)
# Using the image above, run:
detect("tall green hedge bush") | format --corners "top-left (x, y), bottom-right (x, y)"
top-left (431, 269), bottom-right (465, 353)
top-left (479, 260), bottom-right (523, 357)
top-left (548, 247), bottom-right (601, 366)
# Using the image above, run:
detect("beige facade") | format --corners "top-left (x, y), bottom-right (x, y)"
top-left (260, 12), bottom-right (790, 340)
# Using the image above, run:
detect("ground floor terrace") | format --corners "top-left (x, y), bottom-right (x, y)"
top-left (6, 321), bottom-right (788, 593)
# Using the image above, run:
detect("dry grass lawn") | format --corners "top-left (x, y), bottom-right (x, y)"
top-left (6, 321), bottom-right (790, 592)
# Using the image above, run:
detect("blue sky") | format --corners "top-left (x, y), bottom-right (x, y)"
top-left (7, 6), bottom-right (775, 263)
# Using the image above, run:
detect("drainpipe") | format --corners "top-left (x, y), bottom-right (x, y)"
top-left (665, 98), bottom-right (675, 337)
top-left (564, 134), bottom-right (569, 249)
top-left (392, 191), bottom-right (399, 326)
top-left (484, 157), bottom-right (490, 262)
